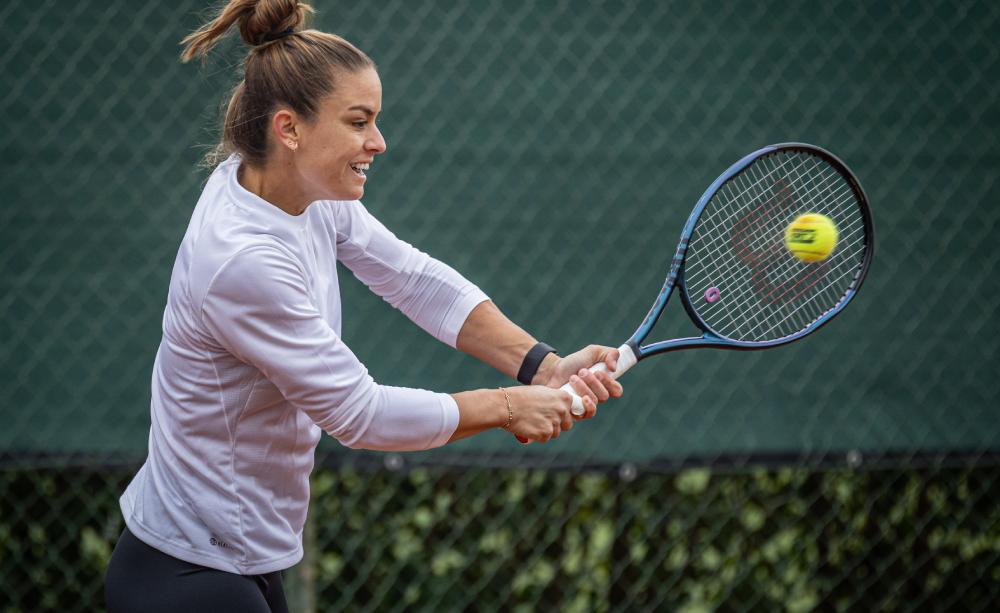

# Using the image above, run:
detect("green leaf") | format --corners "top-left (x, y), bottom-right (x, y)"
top-left (675, 469), bottom-right (711, 495)
top-left (741, 504), bottom-right (766, 532)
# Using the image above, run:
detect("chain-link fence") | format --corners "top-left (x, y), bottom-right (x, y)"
top-left (2, 0), bottom-right (998, 611)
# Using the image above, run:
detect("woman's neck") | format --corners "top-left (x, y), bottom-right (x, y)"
top-left (238, 159), bottom-right (311, 217)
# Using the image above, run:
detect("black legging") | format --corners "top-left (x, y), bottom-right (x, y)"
top-left (105, 527), bottom-right (289, 613)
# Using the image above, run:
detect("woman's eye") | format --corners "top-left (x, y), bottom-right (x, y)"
top-left (353, 121), bottom-right (367, 128)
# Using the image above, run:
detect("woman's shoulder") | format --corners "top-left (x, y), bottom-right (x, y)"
top-left (184, 203), bottom-right (299, 311)
top-left (312, 199), bottom-right (387, 246)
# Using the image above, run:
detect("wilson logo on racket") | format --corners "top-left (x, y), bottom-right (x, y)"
top-left (730, 179), bottom-right (795, 265)
top-left (726, 177), bottom-right (835, 305)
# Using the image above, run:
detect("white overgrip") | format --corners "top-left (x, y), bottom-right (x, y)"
top-left (562, 343), bottom-right (638, 416)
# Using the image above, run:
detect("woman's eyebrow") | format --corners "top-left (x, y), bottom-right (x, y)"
top-left (347, 105), bottom-right (376, 116)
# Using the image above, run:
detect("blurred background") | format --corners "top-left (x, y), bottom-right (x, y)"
top-left (1, 0), bottom-right (998, 610)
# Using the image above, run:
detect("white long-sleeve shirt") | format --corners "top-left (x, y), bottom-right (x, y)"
top-left (120, 155), bottom-right (488, 574)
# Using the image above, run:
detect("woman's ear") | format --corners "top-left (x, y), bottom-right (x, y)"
top-left (272, 108), bottom-right (300, 151)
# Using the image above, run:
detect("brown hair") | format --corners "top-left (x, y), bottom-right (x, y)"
top-left (180, 0), bottom-right (375, 167)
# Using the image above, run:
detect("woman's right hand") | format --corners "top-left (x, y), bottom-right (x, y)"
top-left (504, 385), bottom-right (595, 443)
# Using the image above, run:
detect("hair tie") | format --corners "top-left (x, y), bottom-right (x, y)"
top-left (261, 28), bottom-right (295, 44)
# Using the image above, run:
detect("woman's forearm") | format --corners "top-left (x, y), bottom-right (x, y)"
top-left (447, 388), bottom-right (509, 442)
top-left (454, 300), bottom-right (557, 383)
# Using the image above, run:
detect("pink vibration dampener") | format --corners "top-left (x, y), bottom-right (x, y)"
top-left (704, 287), bottom-right (721, 303)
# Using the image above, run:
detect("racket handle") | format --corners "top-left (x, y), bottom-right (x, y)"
top-left (562, 344), bottom-right (637, 416)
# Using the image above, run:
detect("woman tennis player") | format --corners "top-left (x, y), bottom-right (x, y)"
top-left (104, 1), bottom-right (622, 611)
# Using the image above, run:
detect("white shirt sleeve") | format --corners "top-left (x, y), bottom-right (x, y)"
top-left (199, 245), bottom-right (459, 451)
top-left (332, 202), bottom-right (489, 347)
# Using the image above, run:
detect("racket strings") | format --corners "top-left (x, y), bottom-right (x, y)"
top-left (691, 159), bottom-right (855, 297)
top-left (705, 157), bottom-right (864, 340)
top-left (689, 157), bottom-right (838, 289)
top-left (732, 227), bottom-right (867, 339)
top-left (689, 156), bottom-right (844, 300)
top-left (751, 251), bottom-right (867, 339)
top-left (721, 157), bottom-right (867, 338)
top-left (705, 155), bottom-right (865, 340)
top-left (711, 225), bottom-right (864, 340)
top-left (694, 154), bottom-right (813, 231)
top-left (696, 180), bottom-right (864, 331)
top-left (683, 150), bottom-right (868, 343)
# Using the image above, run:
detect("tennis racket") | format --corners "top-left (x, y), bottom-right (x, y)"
top-left (564, 142), bottom-right (874, 416)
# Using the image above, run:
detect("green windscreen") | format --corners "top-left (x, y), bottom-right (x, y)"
top-left (2, 1), bottom-right (997, 462)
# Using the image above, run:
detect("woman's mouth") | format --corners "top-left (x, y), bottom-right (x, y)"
top-left (350, 162), bottom-right (369, 177)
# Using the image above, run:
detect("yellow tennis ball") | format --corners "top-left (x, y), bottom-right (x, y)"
top-left (785, 213), bottom-right (839, 262)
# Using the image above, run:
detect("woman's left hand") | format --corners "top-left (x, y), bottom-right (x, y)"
top-left (536, 345), bottom-right (624, 420)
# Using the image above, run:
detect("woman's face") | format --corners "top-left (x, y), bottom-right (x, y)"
top-left (295, 67), bottom-right (387, 201)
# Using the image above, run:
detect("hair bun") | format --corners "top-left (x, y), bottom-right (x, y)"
top-left (239, 0), bottom-right (313, 47)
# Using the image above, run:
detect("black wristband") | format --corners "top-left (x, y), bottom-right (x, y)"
top-left (516, 342), bottom-right (557, 385)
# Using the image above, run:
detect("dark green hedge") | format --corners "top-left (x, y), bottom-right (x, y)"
top-left (2, 462), bottom-right (997, 612)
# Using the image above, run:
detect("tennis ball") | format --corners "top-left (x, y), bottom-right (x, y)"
top-left (784, 213), bottom-right (839, 263)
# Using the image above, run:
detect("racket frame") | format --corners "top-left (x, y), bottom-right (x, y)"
top-left (626, 142), bottom-right (874, 362)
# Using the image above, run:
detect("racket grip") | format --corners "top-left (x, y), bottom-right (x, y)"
top-left (562, 344), bottom-right (637, 416)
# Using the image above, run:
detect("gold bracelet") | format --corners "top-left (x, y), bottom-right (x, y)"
top-left (499, 387), bottom-right (513, 430)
